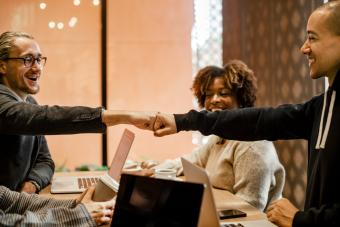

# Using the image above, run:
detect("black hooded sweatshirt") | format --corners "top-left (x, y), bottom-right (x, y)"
top-left (175, 71), bottom-right (340, 226)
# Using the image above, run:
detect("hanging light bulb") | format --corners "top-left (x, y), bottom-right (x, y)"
top-left (92, 0), bottom-right (100, 6)
top-left (39, 2), bottom-right (47, 10)
top-left (57, 22), bottom-right (64, 30)
top-left (68, 17), bottom-right (78, 28)
top-left (48, 21), bottom-right (56, 29)
top-left (73, 0), bottom-right (81, 6)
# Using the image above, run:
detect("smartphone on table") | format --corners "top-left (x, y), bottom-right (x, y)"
top-left (218, 209), bottom-right (247, 219)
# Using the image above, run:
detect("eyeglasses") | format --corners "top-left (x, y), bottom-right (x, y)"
top-left (5, 55), bottom-right (47, 68)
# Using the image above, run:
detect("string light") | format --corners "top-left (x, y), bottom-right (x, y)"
top-left (68, 17), bottom-right (78, 28)
top-left (92, 0), bottom-right (100, 6)
top-left (41, 0), bottom-right (101, 30)
top-left (57, 22), bottom-right (64, 30)
top-left (48, 21), bottom-right (56, 29)
top-left (39, 2), bottom-right (47, 10)
top-left (73, 0), bottom-right (81, 6)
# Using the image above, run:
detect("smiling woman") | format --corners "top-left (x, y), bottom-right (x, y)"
top-left (192, 60), bottom-right (257, 111)
top-left (143, 60), bottom-right (285, 212)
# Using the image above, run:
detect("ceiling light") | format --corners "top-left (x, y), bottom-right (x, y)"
top-left (57, 22), bottom-right (64, 30)
top-left (92, 0), bottom-right (100, 6)
top-left (73, 0), bottom-right (81, 6)
top-left (68, 17), bottom-right (78, 28)
top-left (39, 2), bottom-right (47, 10)
top-left (48, 21), bottom-right (56, 29)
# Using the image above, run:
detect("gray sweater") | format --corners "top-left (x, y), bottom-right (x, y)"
top-left (155, 136), bottom-right (285, 211)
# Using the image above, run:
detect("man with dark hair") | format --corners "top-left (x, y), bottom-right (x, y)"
top-left (153, 1), bottom-right (340, 226)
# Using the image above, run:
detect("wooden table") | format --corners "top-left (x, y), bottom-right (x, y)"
top-left (40, 171), bottom-right (267, 223)
top-left (213, 188), bottom-right (267, 221)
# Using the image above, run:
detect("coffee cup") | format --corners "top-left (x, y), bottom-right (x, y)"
top-left (154, 168), bottom-right (177, 180)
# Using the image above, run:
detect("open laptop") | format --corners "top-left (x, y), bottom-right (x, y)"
top-left (111, 173), bottom-right (205, 227)
top-left (181, 158), bottom-right (277, 227)
top-left (51, 129), bottom-right (135, 194)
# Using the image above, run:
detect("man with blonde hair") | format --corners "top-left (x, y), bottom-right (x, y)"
top-left (0, 31), bottom-right (155, 193)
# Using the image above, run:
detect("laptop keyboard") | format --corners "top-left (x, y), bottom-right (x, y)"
top-left (221, 223), bottom-right (245, 227)
top-left (77, 177), bottom-right (99, 189)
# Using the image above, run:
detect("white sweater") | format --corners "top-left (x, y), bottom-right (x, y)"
top-left (155, 136), bottom-right (285, 211)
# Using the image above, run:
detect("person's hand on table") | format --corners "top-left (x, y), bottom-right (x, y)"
top-left (141, 160), bottom-right (159, 169)
top-left (122, 168), bottom-right (155, 177)
top-left (20, 181), bottom-right (38, 194)
top-left (77, 186), bottom-right (116, 226)
top-left (266, 198), bottom-right (298, 227)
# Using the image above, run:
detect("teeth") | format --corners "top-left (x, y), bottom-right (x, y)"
top-left (307, 56), bottom-right (314, 62)
top-left (307, 58), bottom-right (314, 66)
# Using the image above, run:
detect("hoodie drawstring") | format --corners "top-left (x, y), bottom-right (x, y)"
top-left (315, 90), bottom-right (336, 149)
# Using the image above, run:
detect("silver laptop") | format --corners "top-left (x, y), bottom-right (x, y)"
top-left (181, 158), bottom-right (277, 227)
top-left (51, 129), bottom-right (135, 194)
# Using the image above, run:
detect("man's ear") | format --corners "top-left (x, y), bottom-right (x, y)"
top-left (0, 60), bottom-right (7, 74)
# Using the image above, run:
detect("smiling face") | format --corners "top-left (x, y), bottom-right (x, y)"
top-left (0, 37), bottom-right (43, 100)
top-left (204, 77), bottom-right (239, 112)
top-left (300, 9), bottom-right (340, 85)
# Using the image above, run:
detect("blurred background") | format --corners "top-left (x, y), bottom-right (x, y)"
top-left (0, 0), bottom-right (326, 209)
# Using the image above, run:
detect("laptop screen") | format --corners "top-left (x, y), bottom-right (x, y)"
top-left (108, 129), bottom-right (135, 181)
top-left (111, 174), bottom-right (204, 227)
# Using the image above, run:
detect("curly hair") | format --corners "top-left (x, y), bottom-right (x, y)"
top-left (191, 59), bottom-right (257, 109)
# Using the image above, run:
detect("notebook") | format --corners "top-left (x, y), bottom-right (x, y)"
top-left (110, 173), bottom-right (205, 227)
top-left (181, 158), bottom-right (277, 227)
top-left (50, 129), bottom-right (135, 194)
